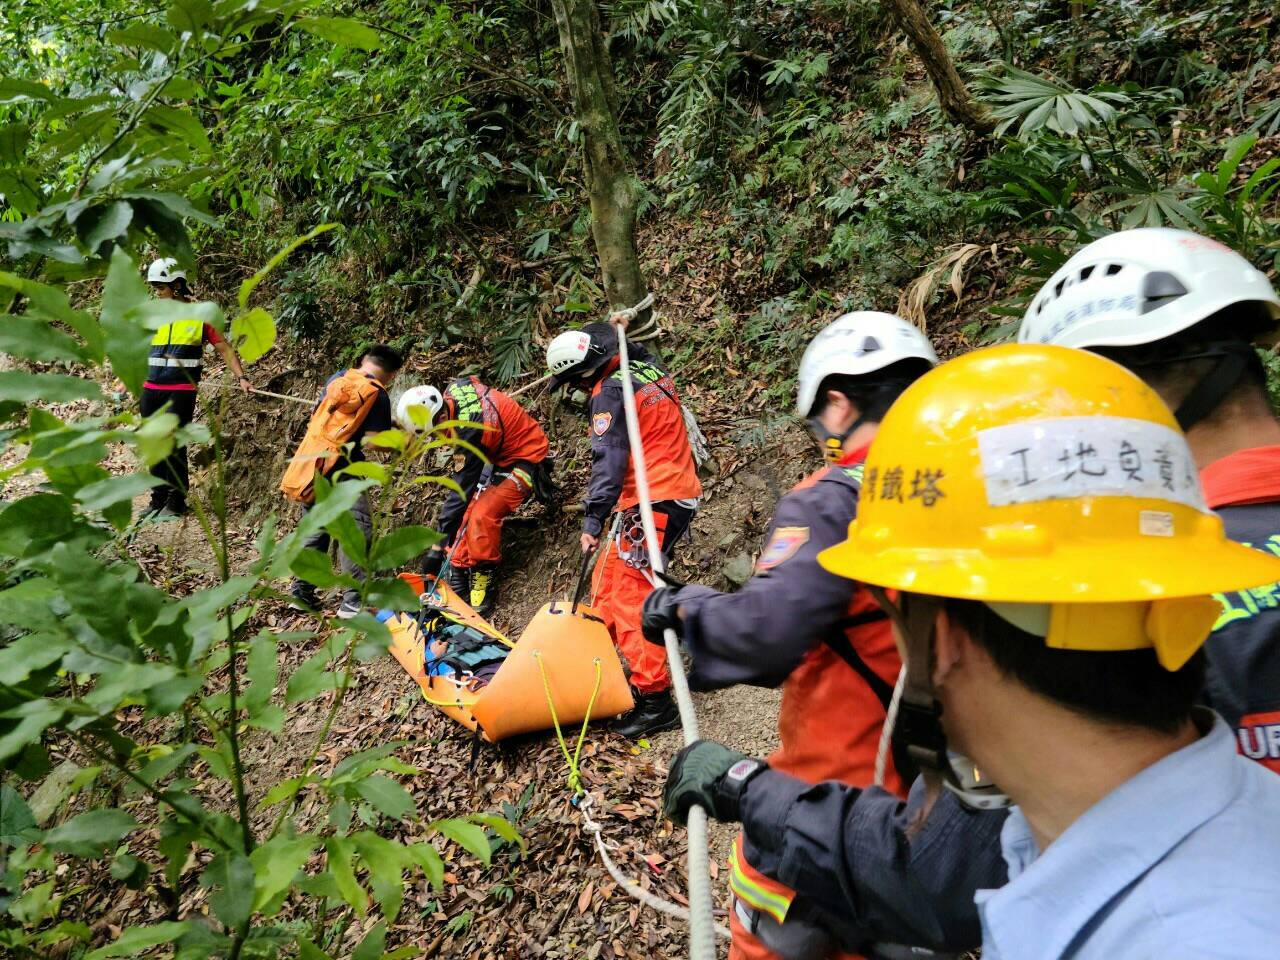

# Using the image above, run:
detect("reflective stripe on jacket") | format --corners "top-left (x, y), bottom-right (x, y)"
top-left (147, 320), bottom-right (205, 386)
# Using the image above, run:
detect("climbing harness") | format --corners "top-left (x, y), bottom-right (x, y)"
top-left (611, 306), bottom-right (719, 960)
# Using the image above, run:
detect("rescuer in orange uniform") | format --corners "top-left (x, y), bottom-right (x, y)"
top-left (640, 313), bottom-right (938, 960)
top-left (410, 376), bottom-right (551, 617)
top-left (545, 322), bottom-right (702, 737)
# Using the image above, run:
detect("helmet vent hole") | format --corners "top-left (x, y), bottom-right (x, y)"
top-left (1105, 263), bottom-right (1123, 276)
top-left (1079, 265), bottom-right (1095, 281)
top-left (1054, 278), bottom-right (1067, 297)
top-left (861, 336), bottom-right (881, 353)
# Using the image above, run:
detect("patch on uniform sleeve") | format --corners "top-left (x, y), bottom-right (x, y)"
top-left (756, 526), bottom-right (809, 571)
top-left (1237, 710), bottom-right (1280, 773)
top-left (592, 411), bottom-right (613, 436)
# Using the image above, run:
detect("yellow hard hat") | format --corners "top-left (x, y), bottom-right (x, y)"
top-left (817, 344), bottom-right (1280, 668)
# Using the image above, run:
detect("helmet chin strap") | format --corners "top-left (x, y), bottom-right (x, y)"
top-left (868, 586), bottom-right (1011, 811)
top-left (1170, 341), bottom-right (1256, 431)
top-left (808, 413), bottom-right (868, 463)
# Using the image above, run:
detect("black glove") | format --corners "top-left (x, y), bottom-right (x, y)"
top-left (420, 549), bottom-right (444, 578)
top-left (663, 740), bottom-right (766, 825)
top-left (641, 586), bottom-right (682, 646)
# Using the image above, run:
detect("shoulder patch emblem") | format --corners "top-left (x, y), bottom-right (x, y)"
top-left (756, 526), bottom-right (809, 572)
top-left (592, 411), bottom-right (613, 436)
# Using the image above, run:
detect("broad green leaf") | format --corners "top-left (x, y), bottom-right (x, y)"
top-left (99, 247), bottom-right (153, 397)
top-left (283, 664), bottom-right (344, 705)
top-left (167, 0), bottom-right (213, 35)
top-left (200, 851), bottom-right (255, 929)
top-left (298, 938), bottom-right (335, 960)
top-left (325, 506), bottom-right (367, 568)
top-left (78, 200), bottom-right (134, 255)
top-left (76, 473), bottom-right (162, 511)
top-left (120, 190), bottom-right (218, 227)
top-left (0, 270), bottom-right (103, 360)
top-left (0, 316), bottom-right (84, 363)
top-left (290, 547), bottom-right (355, 589)
top-left (0, 578), bottom-right (60, 631)
top-left (143, 104), bottom-right (211, 155)
top-left (405, 841), bottom-right (444, 889)
top-left (468, 813), bottom-right (526, 850)
top-left (0, 79), bottom-right (60, 104)
top-left (353, 775), bottom-right (416, 820)
top-left (84, 922), bottom-right (189, 960)
top-left (0, 701), bottom-right (64, 763)
top-left (0, 494), bottom-right (78, 558)
top-left (258, 775), bottom-right (313, 808)
top-left (106, 24), bottom-right (177, 53)
top-left (324, 835), bottom-right (368, 916)
top-left (335, 460), bottom-right (389, 484)
top-left (0, 371), bottom-right (100, 403)
top-left (238, 223), bottom-right (339, 309)
top-left (249, 834), bottom-right (317, 913)
top-left (229, 306), bottom-right (276, 364)
top-left (0, 122), bottom-right (30, 163)
top-left (241, 633), bottom-right (278, 722)
top-left (370, 526), bottom-right (442, 571)
top-left (351, 832), bottom-right (407, 921)
top-left (351, 922), bottom-right (387, 960)
top-left (0, 783), bottom-right (38, 846)
top-left (44, 809), bottom-right (138, 858)
top-left (295, 17), bottom-right (383, 51)
top-left (431, 818), bottom-right (492, 865)
top-left (133, 411), bottom-right (178, 466)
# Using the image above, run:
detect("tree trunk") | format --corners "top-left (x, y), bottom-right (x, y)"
top-left (548, 0), bottom-right (651, 319)
top-left (882, 0), bottom-right (994, 134)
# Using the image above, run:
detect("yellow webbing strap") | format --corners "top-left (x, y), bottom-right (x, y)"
top-left (534, 651), bottom-right (603, 796)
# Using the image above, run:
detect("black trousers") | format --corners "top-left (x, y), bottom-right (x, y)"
top-left (140, 387), bottom-right (198, 509)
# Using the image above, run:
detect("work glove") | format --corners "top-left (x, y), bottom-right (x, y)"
top-left (641, 587), bottom-right (682, 646)
top-left (420, 549), bottom-right (444, 578)
top-left (663, 740), bottom-right (766, 826)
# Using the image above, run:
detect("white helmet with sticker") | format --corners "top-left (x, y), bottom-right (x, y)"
top-left (795, 311), bottom-right (938, 416)
top-left (1018, 228), bottom-right (1280, 349)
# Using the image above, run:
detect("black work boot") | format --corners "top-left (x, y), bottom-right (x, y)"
top-left (469, 566), bottom-right (497, 618)
top-left (611, 689), bottom-right (680, 739)
top-left (445, 566), bottom-right (470, 600)
top-left (289, 581), bottom-right (320, 611)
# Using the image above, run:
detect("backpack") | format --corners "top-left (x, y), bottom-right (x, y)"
top-left (280, 369), bottom-right (384, 504)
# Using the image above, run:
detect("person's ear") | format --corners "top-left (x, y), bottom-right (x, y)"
top-left (824, 389), bottom-right (850, 415)
top-left (931, 608), bottom-right (968, 688)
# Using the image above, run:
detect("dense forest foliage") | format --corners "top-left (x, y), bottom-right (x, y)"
top-left (2, 0), bottom-right (1279, 957)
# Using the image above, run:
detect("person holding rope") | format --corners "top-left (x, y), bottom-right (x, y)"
top-left (138, 257), bottom-right (253, 521)
top-left (640, 312), bottom-right (936, 960)
top-left (662, 229), bottom-right (1280, 956)
top-left (411, 375), bottom-right (552, 617)
top-left (546, 321), bottom-right (702, 738)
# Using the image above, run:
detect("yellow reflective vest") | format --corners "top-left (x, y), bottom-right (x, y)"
top-left (147, 320), bottom-right (204, 386)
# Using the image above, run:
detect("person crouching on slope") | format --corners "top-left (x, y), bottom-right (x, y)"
top-left (665, 344), bottom-right (1280, 960)
top-left (545, 322), bottom-right (702, 738)
top-left (409, 376), bottom-right (551, 618)
top-left (139, 257), bottom-right (253, 520)
top-left (283, 345), bottom-right (404, 619)
top-left (639, 312), bottom-right (937, 960)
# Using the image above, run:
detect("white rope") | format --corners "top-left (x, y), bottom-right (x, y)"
top-left (577, 795), bottom-right (731, 940)
top-left (874, 664), bottom-right (908, 788)
top-left (612, 308), bottom-right (718, 960)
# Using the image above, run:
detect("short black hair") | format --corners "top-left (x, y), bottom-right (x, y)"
top-left (810, 358), bottom-right (932, 420)
top-left (942, 597), bottom-right (1203, 735)
top-left (361, 344), bottom-right (405, 372)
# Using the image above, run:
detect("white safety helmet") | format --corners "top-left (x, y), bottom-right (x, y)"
top-left (146, 257), bottom-right (187, 285)
top-left (395, 384), bottom-right (444, 432)
top-left (547, 330), bottom-right (592, 378)
top-left (795, 311), bottom-right (939, 416)
top-left (1018, 228), bottom-right (1280, 350)
top-left (546, 322), bottom-right (618, 388)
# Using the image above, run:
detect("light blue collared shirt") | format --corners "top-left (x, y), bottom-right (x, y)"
top-left (975, 714), bottom-right (1280, 959)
